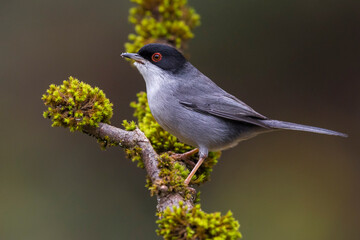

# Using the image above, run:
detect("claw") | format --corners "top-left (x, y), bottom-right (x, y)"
top-left (171, 148), bottom-right (199, 160)
top-left (170, 148), bottom-right (199, 167)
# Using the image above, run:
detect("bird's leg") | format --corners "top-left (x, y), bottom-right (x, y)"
top-left (184, 156), bottom-right (206, 185)
top-left (171, 148), bottom-right (199, 167)
top-left (171, 148), bottom-right (206, 185)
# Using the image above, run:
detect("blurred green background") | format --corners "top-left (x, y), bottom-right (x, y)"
top-left (1, 0), bottom-right (359, 239)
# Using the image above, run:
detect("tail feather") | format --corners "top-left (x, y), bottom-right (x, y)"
top-left (261, 119), bottom-right (348, 137)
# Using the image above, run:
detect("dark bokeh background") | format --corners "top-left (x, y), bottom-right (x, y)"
top-left (1, 1), bottom-right (359, 239)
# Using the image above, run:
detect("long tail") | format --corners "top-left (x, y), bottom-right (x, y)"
top-left (261, 119), bottom-right (348, 137)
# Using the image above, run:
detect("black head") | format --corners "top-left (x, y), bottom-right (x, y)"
top-left (137, 43), bottom-right (187, 73)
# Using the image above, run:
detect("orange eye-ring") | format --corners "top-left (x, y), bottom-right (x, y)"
top-left (151, 53), bottom-right (162, 62)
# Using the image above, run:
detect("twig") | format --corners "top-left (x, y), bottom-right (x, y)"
top-left (83, 123), bottom-right (194, 212)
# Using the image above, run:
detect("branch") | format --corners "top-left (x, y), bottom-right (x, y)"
top-left (42, 78), bottom-right (242, 239)
top-left (83, 123), bottom-right (194, 212)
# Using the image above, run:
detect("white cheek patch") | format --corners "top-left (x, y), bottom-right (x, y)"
top-left (135, 62), bottom-right (170, 96)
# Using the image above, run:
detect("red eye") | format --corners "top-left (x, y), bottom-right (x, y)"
top-left (151, 53), bottom-right (162, 62)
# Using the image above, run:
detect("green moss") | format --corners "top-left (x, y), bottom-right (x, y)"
top-left (145, 176), bottom-right (158, 196)
top-left (122, 120), bottom-right (137, 131)
top-left (125, 0), bottom-right (200, 53)
top-left (193, 191), bottom-right (201, 204)
top-left (157, 202), bottom-right (242, 239)
top-left (130, 92), bottom-right (220, 185)
top-left (97, 135), bottom-right (118, 150)
top-left (125, 146), bottom-right (144, 168)
top-left (154, 153), bottom-right (192, 199)
top-left (146, 153), bottom-right (191, 198)
top-left (42, 76), bottom-right (113, 132)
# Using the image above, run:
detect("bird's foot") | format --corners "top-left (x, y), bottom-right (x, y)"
top-left (170, 148), bottom-right (199, 167)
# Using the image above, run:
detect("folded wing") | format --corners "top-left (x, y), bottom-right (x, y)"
top-left (179, 93), bottom-right (270, 128)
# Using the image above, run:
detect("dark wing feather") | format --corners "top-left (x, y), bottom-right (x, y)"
top-left (179, 93), bottom-right (270, 128)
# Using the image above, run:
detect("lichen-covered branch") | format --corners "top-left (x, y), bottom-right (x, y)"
top-left (84, 124), bottom-right (160, 182)
top-left (42, 77), bottom-right (196, 211)
top-left (42, 77), bottom-right (241, 239)
top-left (83, 123), bottom-right (195, 211)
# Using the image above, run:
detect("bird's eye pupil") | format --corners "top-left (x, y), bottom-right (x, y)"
top-left (152, 53), bottom-right (162, 62)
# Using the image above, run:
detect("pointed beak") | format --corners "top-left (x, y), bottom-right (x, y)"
top-left (121, 53), bottom-right (145, 64)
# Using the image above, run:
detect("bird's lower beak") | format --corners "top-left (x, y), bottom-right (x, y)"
top-left (121, 53), bottom-right (145, 64)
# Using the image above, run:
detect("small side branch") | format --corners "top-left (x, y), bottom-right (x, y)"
top-left (83, 123), bottom-right (194, 211)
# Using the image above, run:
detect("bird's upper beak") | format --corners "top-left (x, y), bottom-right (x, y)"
top-left (121, 53), bottom-right (145, 64)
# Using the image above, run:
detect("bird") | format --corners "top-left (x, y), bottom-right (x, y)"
top-left (121, 43), bottom-right (347, 185)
